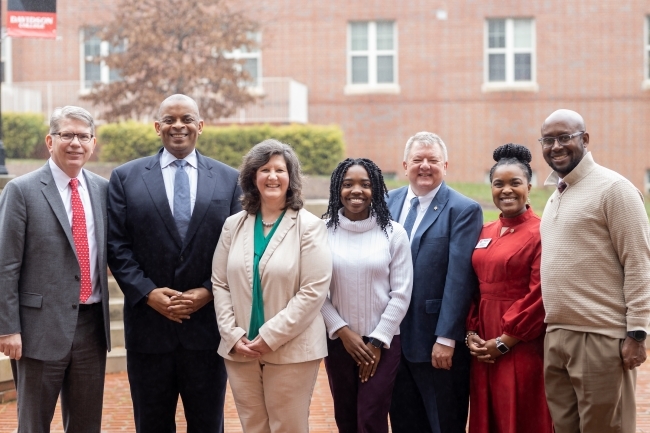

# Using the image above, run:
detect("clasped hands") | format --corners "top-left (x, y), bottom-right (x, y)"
top-left (337, 326), bottom-right (381, 383)
top-left (146, 287), bottom-right (213, 323)
top-left (466, 333), bottom-right (519, 364)
top-left (232, 336), bottom-right (273, 358)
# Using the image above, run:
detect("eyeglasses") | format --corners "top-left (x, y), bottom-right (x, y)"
top-left (538, 131), bottom-right (585, 148)
top-left (52, 132), bottom-right (94, 144)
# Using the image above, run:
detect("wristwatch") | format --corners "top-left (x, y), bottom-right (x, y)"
top-left (627, 330), bottom-right (647, 342)
top-left (495, 337), bottom-right (510, 354)
top-left (368, 338), bottom-right (383, 349)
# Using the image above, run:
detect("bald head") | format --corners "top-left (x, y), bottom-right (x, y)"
top-left (542, 109), bottom-right (585, 134)
top-left (540, 109), bottom-right (589, 178)
top-left (157, 94), bottom-right (200, 120)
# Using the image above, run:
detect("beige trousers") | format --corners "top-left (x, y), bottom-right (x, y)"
top-left (225, 358), bottom-right (321, 433)
top-left (544, 329), bottom-right (637, 433)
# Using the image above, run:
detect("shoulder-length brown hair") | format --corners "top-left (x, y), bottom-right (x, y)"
top-left (239, 139), bottom-right (304, 214)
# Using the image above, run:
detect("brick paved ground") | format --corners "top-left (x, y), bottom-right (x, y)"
top-left (1, 356), bottom-right (650, 432)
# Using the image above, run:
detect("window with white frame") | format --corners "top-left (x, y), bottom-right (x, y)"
top-left (484, 19), bottom-right (535, 89)
top-left (223, 32), bottom-right (261, 87)
top-left (81, 27), bottom-right (123, 89)
top-left (347, 21), bottom-right (398, 93)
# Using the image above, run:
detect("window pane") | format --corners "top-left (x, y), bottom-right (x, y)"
top-left (85, 37), bottom-right (101, 58)
top-left (351, 56), bottom-right (368, 83)
top-left (488, 53), bottom-right (505, 81)
top-left (514, 53), bottom-right (531, 81)
top-left (351, 22), bottom-right (368, 51)
top-left (514, 19), bottom-right (532, 48)
top-left (377, 55), bottom-right (393, 83)
top-left (488, 20), bottom-right (506, 48)
top-left (84, 27), bottom-right (101, 57)
top-left (243, 58), bottom-right (258, 83)
top-left (376, 21), bottom-right (394, 50)
top-left (85, 62), bottom-right (101, 87)
top-left (109, 68), bottom-right (122, 82)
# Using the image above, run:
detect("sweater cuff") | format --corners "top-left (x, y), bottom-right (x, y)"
top-left (327, 320), bottom-right (349, 340)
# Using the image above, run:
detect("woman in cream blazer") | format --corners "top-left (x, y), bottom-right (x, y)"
top-left (212, 139), bottom-right (332, 433)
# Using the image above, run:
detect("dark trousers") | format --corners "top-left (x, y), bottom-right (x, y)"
top-left (11, 304), bottom-right (107, 433)
top-left (324, 335), bottom-right (402, 433)
top-left (127, 346), bottom-right (227, 433)
top-left (389, 345), bottom-right (470, 433)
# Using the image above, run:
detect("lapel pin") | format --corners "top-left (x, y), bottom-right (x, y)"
top-left (434, 206), bottom-right (438, 211)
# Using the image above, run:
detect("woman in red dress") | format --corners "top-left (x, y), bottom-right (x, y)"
top-left (466, 144), bottom-right (553, 433)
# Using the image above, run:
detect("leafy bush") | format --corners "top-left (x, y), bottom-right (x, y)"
top-left (97, 121), bottom-right (160, 162)
top-left (2, 112), bottom-right (49, 158)
top-left (98, 122), bottom-right (345, 175)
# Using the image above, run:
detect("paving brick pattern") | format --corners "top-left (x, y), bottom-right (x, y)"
top-left (2, 356), bottom-right (650, 432)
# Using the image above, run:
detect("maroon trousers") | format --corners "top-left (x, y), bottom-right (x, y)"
top-left (324, 335), bottom-right (402, 433)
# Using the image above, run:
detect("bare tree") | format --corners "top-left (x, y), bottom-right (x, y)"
top-left (82, 0), bottom-right (259, 122)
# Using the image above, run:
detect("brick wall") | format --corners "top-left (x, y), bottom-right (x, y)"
top-left (5, 0), bottom-right (650, 188)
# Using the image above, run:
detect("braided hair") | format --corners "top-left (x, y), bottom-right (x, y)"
top-left (323, 158), bottom-right (393, 237)
top-left (489, 143), bottom-right (533, 183)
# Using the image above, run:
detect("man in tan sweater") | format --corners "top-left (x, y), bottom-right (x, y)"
top-left (539, 109), bottom-right (650, 433)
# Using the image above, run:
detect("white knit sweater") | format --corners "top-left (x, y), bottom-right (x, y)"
top-left (320, 211), bottom-right (413, 348)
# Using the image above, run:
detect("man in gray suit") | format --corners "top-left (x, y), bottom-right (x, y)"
top-left (0, 106), bottom-right (111, 432)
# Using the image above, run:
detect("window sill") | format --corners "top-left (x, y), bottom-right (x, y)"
top-left (481, 82), bottom-right (539, 93)
top-left (642, 79), bottom-right (650, 90)
top-left (344, 84), bottom-right (401, 95)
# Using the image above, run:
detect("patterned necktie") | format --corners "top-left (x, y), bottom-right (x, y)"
top-left (403, 196), bottom-right (420, 239)
top-left (558, 181), bottom-right (567, 194)
top-left (173, 160), bottom-right (191, 241)
top-left (70, 179), bottom-right (92, 303)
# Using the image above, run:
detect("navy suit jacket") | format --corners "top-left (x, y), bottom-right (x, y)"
top-left (387, 182), bottom-right (483, 363)
top-left (107, 149), bottom-right (242, 353)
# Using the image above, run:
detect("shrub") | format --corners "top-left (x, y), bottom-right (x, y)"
top-left (2, 112), bottom-right (49, 158)
top-left (97, 121), bottom-right (161, 162)
top-left (98, 122), bottom-right (346, 175)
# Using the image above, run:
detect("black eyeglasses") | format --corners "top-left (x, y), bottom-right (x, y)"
top-left (52, 132), bottom-right (94, 144)
top-left (538, 131), bottom-right (585, 149)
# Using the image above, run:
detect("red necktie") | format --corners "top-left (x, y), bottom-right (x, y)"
top-left (70, 179), bottom-right (92, 303)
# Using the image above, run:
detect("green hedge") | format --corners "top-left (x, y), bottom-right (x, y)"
top-left (1, 112), bottom-right (49, 159)
top-left (99, 122), bottom-right (345, 175)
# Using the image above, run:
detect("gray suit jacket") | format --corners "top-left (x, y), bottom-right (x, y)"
top-left (0, 163), bottom-right (111, 361)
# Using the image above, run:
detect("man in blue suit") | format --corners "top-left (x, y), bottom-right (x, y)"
top-left (107, 94), bottom-right (242, 433)
top-left (388, 131), bottom-right (483, 433)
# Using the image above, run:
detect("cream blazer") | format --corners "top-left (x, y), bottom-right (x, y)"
top-left (212, 208), bottom-right (332, 364)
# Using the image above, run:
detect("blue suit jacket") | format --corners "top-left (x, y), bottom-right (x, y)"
top-left (107, 149), bottom-right (242, 353)
top-left (387, 182), bottom-right (483, 363)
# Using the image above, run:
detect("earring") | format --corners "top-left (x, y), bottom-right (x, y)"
top-left (526, 197), bottom-right (531, 204)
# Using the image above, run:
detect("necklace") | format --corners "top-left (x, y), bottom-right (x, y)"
top-left (261, 219), bottom-right (278, 227)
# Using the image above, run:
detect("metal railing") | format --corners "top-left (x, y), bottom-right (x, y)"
top-left (1, 78), bottom-right (308, 124)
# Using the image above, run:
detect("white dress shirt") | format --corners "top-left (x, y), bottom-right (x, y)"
top-left (48, 159), bottom-right (101, 304)
top-left (160, 148), bottom-right (198, 215)
top-left (397, 183), bottom-right (455, 348)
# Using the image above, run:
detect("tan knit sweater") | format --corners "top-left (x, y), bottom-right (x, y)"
top-left (540, 152), bottom-right (650, 339)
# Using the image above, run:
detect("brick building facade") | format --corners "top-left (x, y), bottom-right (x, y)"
top-left (2, 0), bottom-right (650, 189)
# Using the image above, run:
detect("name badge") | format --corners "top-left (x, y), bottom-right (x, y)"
top-left (475, 238), bottom-right (491, 249)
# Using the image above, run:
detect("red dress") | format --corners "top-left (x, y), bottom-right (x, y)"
top-left (466, 207), bottom-right (553, 433)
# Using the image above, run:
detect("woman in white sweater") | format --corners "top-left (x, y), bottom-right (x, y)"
top-left (321, 158), bottom-right (413, 433)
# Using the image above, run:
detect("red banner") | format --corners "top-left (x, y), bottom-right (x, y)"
top-left (7, 11), bottom-right (56, 39)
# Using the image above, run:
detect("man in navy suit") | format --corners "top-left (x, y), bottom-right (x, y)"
top-left (388, 131), bottom-right (483, 433)
top-left (107, 94), bottom-right (242, 433)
